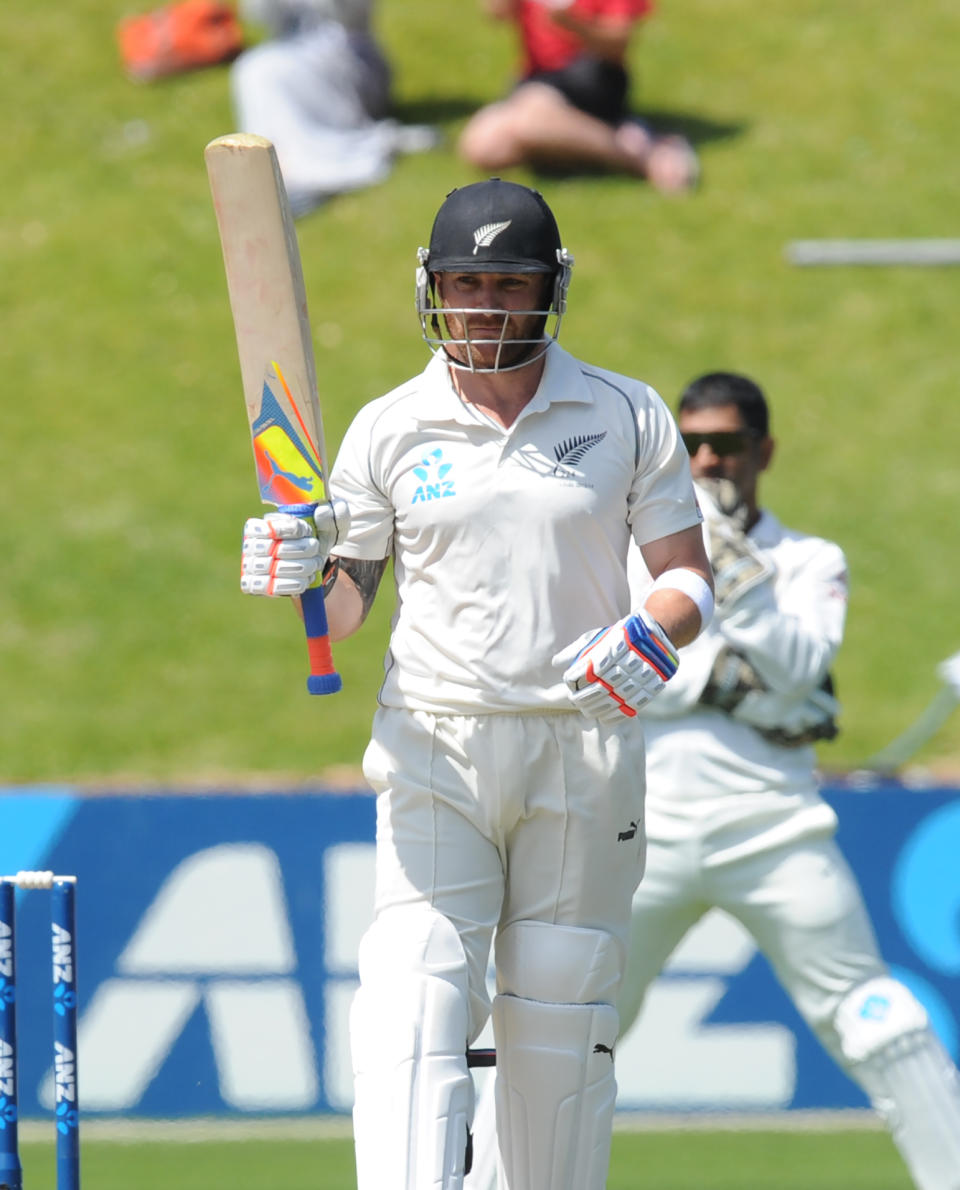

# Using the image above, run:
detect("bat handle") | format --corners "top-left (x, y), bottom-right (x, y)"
top-left (281, 502), bottom-right (342, 696)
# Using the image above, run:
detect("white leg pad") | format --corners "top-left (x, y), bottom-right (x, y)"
top-left (496, 919), bottom-right (623, 1005)
top-left (493, 994), bottom-right (618, 1190)
top-left (835, 977), bottom-right (960, 1190)
top-left (492, 921), bottom-right (623, 1190)
top-left (466, 1071), bottom-right (502, 1190)
top-left (463, 1070), bottom-right (501, 1190)
top-left (350, 906), bottom-right (475, 1190)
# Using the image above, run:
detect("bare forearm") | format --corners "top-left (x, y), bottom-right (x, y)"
top-left (639, 524), bottom-right (714, 646)
top-left (300, 556), bottom-right (388, 642)
top-left (642, 587), bottom-right (707, 648)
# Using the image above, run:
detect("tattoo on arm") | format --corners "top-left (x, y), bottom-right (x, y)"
top-left (339, 557), bottom-right (389, 620)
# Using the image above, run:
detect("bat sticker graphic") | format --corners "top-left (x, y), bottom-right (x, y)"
top-left (252, 365), bottom-right (326, 506)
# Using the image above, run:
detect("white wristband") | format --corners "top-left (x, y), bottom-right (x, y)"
top-left (647, 568), bottom-right (714, 632)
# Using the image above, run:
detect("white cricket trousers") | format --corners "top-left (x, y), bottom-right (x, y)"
top-left (362, 706), bottom-right (648, 1039)
top-left (619, 833), bottom-right (886, 1054)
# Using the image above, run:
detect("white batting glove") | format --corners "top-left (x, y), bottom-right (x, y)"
top-left (558, 610), bottom-right (680, 723)
top-left (312, 497), bottom-right (350, 555)
top-left (241, 498), bottom-right (350, 597)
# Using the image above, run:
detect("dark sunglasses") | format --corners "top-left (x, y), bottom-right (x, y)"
top-left (681, 430), bottom-right (758, 458)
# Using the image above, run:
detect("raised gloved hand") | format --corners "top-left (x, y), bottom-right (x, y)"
top-left (241, 498), bottom-right (349, 597)
top-left (696, 479), bottom-right (774, 612)
top-left (559, 610), bottom-right (679, 723)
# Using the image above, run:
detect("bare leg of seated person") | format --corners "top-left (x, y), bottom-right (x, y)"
top-left (459, 83), bottom-right (698, 192)
top-left (614, 120), bottom-right (699, 193)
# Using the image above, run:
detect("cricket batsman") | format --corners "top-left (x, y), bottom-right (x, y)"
top-left (241, 179), bottom-right (713, 1188)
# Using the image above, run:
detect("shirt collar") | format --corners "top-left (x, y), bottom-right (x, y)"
top-left (412, 342), bottom-right (596, 427)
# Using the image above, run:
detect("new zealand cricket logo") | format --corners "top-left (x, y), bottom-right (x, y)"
top-left (553, 432), bottom-right (607, 477)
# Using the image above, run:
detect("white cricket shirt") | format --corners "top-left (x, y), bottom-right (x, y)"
top-left (331, 343), bottom-right (701, 713)
top-left (630, 503), bottom-right (849, 859)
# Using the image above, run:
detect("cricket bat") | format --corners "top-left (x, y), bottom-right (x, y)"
top-left (204, 132), bottom-right (340, 695)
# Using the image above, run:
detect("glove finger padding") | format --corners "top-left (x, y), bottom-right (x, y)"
top-left (561, 611), bottom-right (679, 721)
top-left (567, 681), bottom-right (633, 724)
top-left (244, 512), bottom-right (318, 541)
top-left (241, 511), bottom-right (323, 597)
top-left (243, 536), bottom-right (322, 560)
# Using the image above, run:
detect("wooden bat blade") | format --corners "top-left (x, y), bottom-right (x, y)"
top-left (204, 133), bottom-right (328, 500)
top-left (205, 132), bottom-right (340, 695)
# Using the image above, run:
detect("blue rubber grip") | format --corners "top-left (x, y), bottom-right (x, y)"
top-left (302, 585), bottom-right (342, 695)
top-left (280, 502), bottom-right (342, 696)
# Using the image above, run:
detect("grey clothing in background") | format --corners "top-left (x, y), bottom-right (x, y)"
top-left (232, 2), bottom-right (435, 214)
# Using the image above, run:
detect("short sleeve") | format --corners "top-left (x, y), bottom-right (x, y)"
top-left (627, 388), bottom-right (702, 546)
top-left (329, 406), bottom-right (395, 561)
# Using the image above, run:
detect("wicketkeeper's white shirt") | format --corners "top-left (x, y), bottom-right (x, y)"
top-left (630, 505), bottom-right (849, 858)
top-left (331, 342), bottom-right (701, 713)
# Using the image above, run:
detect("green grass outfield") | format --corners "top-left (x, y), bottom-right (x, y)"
top-left (19, 1119), bottom-right (914, 1189)
top-left (3, 0), bottom-right (959, 784)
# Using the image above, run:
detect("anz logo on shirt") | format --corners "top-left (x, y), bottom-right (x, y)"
top-left (411, 448), bottom-right (457, 503)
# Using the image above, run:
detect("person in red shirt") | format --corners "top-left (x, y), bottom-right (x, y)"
top-left (458, 0), bottom-right (698, 192)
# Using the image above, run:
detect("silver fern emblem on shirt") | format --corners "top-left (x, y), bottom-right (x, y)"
top-left (473, 221), bottom-right (512, 254)
top-left (553, 432), bottom-right (607, 474)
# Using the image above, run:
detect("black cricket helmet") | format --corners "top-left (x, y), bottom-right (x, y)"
top-left (415, 179), bottom-right (574, 372)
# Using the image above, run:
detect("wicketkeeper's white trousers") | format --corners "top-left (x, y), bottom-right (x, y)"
top-left (618, 834), bottom-right (884, 1048)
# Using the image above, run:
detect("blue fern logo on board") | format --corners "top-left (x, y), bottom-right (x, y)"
top-left (411, 449), bottom-right (457, 504)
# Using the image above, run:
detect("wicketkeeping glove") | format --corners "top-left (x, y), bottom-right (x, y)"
top-left (734, 674), bottom-right (841, 747)
top-left (241, 498), bottom-right (350, 597)
top-left (559, 610), bottom-right (680, 723)
top-left (696, 479), bottom-right (773, 612)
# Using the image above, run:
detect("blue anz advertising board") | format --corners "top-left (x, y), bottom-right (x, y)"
top-left (0, 782), bottom-right (957, 1118)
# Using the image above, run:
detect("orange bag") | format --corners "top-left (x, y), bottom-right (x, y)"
top-left (117, 0), bottom-right (245, 81)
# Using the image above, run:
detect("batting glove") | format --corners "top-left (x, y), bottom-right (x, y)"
top-left (560, 610), bottom-right (680, 723)
top-left (241, 498), bottom-right (350, 597)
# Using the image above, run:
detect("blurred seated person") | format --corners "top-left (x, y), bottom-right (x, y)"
top-left (458, 0), bottom-right (698, 193)
top-left (232, 0), bottom-right (437, 215)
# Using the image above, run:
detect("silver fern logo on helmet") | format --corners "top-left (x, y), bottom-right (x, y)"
top-left (472, 221), bottom-right (512, 254)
